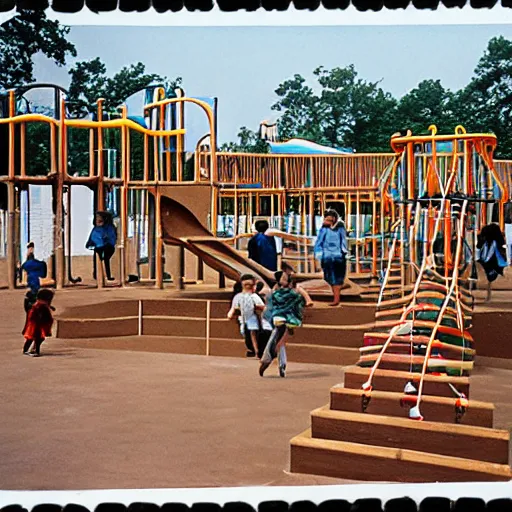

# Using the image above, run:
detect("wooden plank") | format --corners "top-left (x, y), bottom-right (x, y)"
top-left (356, 353), bottom-right (474, 374)
top-left (310, 406), bottom-right (509, 464)
top-left (290, 429), bottom-right (511, 482)
top-left (330, 387), bottom-right (494, 427)
top-left (342, 365), bottom-right (470, 397)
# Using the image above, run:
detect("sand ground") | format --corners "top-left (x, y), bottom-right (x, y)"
top-left (1, 286), bottom-right (511, 490)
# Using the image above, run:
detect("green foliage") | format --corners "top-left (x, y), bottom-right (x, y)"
top-left (270, 65), bottom-right (398, 153)
top-left (220, 126), bottom-right (269, 153)
top-left (453, 36), bottom-right (512, 158)
top-left (67, 58), bottom-right (182, 117)
top-left (0, 10), bottom-right (76, 88)
top-left (394, 79), bottom-right (459, 136)
top-left (226, 38), bottom-right (512, 159)
top-left (64, 59), bottom-right (182, 177)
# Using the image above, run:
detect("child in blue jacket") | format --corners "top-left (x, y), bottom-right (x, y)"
top-left (86, 211), bottom-right (117, 281)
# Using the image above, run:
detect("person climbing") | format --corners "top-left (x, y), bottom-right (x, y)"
top-left (86, 211), bottom-right (117, 282)
top-left (248, 220), bottom-right (278, 272)
top-left (314, 209), bottom-right (348, 307)
top-left (259, 270), bottom-right (306, 378)
top-left (477, 223), bottom-right (508, 302)
top-left (20, 242), bottom-right (48, 313)
top-left (22, 288), bottom-right (55, 357)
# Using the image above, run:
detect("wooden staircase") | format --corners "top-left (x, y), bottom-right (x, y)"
top-left (290, 365), bottom-right (511, 482)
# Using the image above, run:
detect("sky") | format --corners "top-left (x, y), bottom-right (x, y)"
top-left (31, 23), bottom-right (512, 149)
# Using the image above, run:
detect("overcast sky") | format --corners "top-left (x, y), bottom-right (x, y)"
top-left (32, 24), bottom-right (512, 148)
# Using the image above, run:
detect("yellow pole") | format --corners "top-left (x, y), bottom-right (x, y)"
top-left (120, 105), bottom-right (128, 286)
top-left (55, 98), bottom-right (66, 290)
top-left (96, 99), bottom-right (106, 211)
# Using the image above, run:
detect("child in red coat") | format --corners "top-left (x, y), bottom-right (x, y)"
top-left (22, 288), bottom-right (55, 357)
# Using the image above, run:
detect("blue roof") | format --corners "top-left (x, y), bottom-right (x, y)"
top-left (268, 138), bottom-right (353, 155)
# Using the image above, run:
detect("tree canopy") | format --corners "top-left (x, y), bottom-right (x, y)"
top-left (225, 36), bottom-right (512, 159)
top-left (0, 10), bottom-right (76, 89)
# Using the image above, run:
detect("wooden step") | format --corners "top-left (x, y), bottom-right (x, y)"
top-left (57, 335), bottom-right (359, 366)
top-left (356, 352), bottom-right (474, 373)
top-left (343, 366), bottom-right (470, 398)
top-left (208, 338), bottom-right (360, 366)
top-left (57, 316), bottom-right (139, 338)
top-left (310, 406), bottom-right (509, 464)
top-left (290, 429), bottom-right (511, 482)
top-left (330, 386), bottom-right (494, 427)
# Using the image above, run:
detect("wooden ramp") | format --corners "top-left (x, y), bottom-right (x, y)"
top-left (289, 365), bottom-right (511, 482)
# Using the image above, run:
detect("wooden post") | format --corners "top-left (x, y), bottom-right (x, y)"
top-left (155, 187), bottom-right (163, 289)
top-left (176, 244), bottom-right (185, 290)
top-left (196, 257), bottom-right (204, 283)
top-left (218, 271), bottom-right (226, 289)
top-left (96, 250), bottom-right (105, 289)
top-left (205, 300), bottom-right (211, 356)
top-left (6, 183), bottom-right (15, 290)
top-left (371, 193), bottom-right (378, 279)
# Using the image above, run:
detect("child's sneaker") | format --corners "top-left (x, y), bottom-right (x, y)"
top-left (30, 353), bottom-right (40, 357)
top-left (279, 365), bottom-right (286, 378)
top-left (246, 350), bottom-right (256, 358)
top-left (23, 351), bottom-right (31, 356)
top-left (259, 360), bottom-right (271, 377)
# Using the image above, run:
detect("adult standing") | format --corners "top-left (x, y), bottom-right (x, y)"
top-left (86, 211), bottom-right (117, 282)
top-left (248, 219), bottom-right (278, 271)
top-left (314, 209), bottom-right (348, 307)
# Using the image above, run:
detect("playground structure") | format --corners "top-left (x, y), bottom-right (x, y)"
top-left (2, 83), bottom-right (512, 482)
top-left (1, 83), bottom-right (511, 292)
top-left (291, 128), bottom-right (512, 481)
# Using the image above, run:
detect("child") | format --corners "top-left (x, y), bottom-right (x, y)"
top-left (281, 261), bottom-right (314, 307)
top-left (254, 281), bottom-right (273, 358)
top-left (227, 274), bottom-right (265, 358)
top-left (248, 220), bottom-right (278, 271)
top-left (86, 211), bottom-right (117, 281)
top-left (260, 271), bottom-right (306, 378)
top-left (20, 242), bottom-right (48, 312)
top-left (22, 288), bottom-right (55, 357)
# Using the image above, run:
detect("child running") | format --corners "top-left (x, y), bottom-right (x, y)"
top-left (22, 288), bottom-right (55, 357)
top-left (259, 270), bottom-right (306, 378)
top-left (280, 261), bottom-right (314, 307)
top-left (227, 274), bottom-right (265, 358)
top-left (254, 281), bottom-right (273, 359)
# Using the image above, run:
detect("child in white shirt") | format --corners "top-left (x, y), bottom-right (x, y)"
top-left (227, 274), bottom-right (265, 358)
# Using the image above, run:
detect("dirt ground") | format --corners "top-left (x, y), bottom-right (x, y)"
top-left (1, 287), bottom-right (512, 490)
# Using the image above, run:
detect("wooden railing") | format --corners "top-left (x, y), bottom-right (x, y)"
top-left (215, 152), bottom-right (395, 190)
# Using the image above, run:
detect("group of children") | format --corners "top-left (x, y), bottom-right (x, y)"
top-left (227, 263), bottom-right (313, 378)
top-left (18, 210), bottom-right (116, 357)
top-left (19, 242), bottom-right (55, 357)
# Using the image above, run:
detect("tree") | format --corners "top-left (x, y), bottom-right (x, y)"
top-left (268, 65), bottom-right (398, 153)
top-left (220, 126), bottom-right (269, 153)
top-left (67, 58), bottom-right (182, 116)
top-left (0, 10), bottom-right (76, 88)
top-left (454, 36), bottom-right (512, 158)
top-left (394, 79), bottom-right (459, 137)
top-left (65, 58), bottom-right (182, 179)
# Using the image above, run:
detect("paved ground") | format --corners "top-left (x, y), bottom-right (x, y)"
top-left (0, 288), bottom-right (358, 490)
top-left (1, 286), bottom-right (512, 490)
